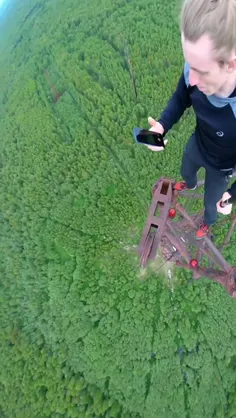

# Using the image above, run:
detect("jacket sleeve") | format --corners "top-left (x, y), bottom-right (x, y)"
top-left (158, 64), bottom-right (192, 133)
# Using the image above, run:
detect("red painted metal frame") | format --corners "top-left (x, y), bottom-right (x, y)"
top-left (137, 177), bottom-right (236, 298)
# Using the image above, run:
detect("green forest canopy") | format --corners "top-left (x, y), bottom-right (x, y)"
top-left (0, 0), bottom-right (236, 417)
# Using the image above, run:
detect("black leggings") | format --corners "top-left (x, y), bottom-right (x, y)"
top-left (181, 134), bottom-right (232, 225)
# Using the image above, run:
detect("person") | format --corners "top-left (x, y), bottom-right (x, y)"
top-left (147, 0), bottom-right (236, 239)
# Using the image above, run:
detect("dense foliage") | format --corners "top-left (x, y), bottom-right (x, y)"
top-left (0, 0), bottom-right (236, 417)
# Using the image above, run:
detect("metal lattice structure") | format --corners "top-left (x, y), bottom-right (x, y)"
top-left (137, 176), bottom-right (236, 297)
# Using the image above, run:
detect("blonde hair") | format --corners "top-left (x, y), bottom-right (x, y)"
top-left (180, 0), bottom-right (236, 63)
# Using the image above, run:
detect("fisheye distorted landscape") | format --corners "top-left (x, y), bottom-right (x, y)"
top-left (0, 0), bottom-right (236, 417)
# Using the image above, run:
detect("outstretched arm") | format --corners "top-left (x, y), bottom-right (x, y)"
top-left (147, 66), bottom-right (192, 152)
top-left (157, 67), bottom-right (192, 134)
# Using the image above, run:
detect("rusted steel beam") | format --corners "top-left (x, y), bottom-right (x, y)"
top-left (175, 262), bottom-right (236, 297)
top-left (177, 192), bottom-right (204, 199)
top-left (175, 203), bottom-right (231, 271)
top-left (221, 218), bottom-right (236, 249)
top-left (138, 177), bottom-right (175, 265)
top-left (138, 176), bottom-right (236, 297)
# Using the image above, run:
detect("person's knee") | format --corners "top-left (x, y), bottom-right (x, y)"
top-left (204, 184), bottom-right (228, 206)
top-left (205, 201), bottom-right (218, 212)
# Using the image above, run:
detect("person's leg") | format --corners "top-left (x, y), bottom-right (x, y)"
top-left (203, 168), bottom-right (230, 226)
top-left (180, 134), bottom-right (202, 188)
